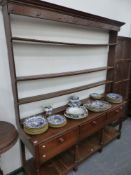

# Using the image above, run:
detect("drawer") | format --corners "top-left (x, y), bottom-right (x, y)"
top-left (107, 105), bottom-right (123, 124)
top-left (80, 114), bottom-right (106, 140)
top-left (39, 128), bottom-right (78, 163)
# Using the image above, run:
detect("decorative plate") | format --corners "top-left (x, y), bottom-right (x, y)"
top-left (65, 106), bottom-right (88, 119)
top-left (84, 100), bottom-right (112, 112)
top-left (47, 115), bottom-right (67, 128)
top-left (106, 93), bottom-right (123, 103)
top-left (90, 93), bottom-right (104, 100)
top-left (23, 115), bottom-right (48, 129)
top-left (24, 125), bottom-right (48, 135)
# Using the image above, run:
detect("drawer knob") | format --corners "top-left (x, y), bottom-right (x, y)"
top-left (42, 154), bottom-right (46, 158)
top-left (116, 109), bottom-right (119, 113)
top-left (42, 145), bottom-right (46, 148)
top-left (59, 137), bottom-right (65, 143)
top-left (91, 148), bottom-right (94, 152)
top-left (92, 121), bottom-right (97, 126)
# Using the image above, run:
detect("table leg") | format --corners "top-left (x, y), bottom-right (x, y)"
top-left (0, 156), bottom-right (3, 175)
top-left (0, 169), bottom-right (3, 175)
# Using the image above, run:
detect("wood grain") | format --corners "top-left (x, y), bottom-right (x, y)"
top-left (16, 67), bottom-right (113, 81)
top-left (18, 80), bottom-right (112, 104)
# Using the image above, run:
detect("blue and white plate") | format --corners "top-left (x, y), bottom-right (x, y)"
top-left (47, 115), bottom-right (67, 127)
top-left (23, 115), bottom-right (48, 129)
top-left (90, 93), bottom-right (104, 100)
top-left (106, 93), bottom-right (123, 103)
top-left (84, 100), bottom-right (111, 112)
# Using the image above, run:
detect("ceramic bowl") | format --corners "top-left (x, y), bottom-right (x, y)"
top-left (68, 95), bottom-right (81, 107)
top-left (65, 106), bottom-right (88, 119)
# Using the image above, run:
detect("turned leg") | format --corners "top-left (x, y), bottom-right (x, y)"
top-left (73, 144), bottom-right (79, 172)
top-left (98, 129), bottom-right (104, 153)
top-left (117, 120), bottom-right (123, 139)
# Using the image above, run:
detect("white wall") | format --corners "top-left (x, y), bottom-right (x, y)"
top-left (0, 0), bottom-right (131, 174)
top-left (43, 0), bottom-right (131, 37)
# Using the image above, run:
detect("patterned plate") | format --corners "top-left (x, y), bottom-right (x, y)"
top-left (106, 93), bottom-right (123, 103)
top-left (47, 115), bottom-right (67, 128)
top-left (90, 93), bottom-right (104, 100)
top-left (23, 115), bottom-right (48, 129)
top-left (84, 100), bottom-right (112, 112)
top-left (24, 124), bottom-right (48, 135)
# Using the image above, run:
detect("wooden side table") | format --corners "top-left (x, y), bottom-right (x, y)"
top-left (0, 121), bottom-right (18, 175)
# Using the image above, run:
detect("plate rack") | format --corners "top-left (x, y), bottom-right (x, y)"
top-left (0, 0), bottom-right (125, 174)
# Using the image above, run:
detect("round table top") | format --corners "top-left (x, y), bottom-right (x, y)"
top-left (0, 121), bottom-right (18, 154)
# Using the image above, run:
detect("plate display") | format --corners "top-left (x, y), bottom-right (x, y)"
top-left (23, 115), bottom-right (48, 135)
top-left (90, 93), bottom-right (104, 100)
top-left (65, 106), bottom-right (88, 119)
top-left (47, 115), bottom-right (67, 128)
top-left (106, 93), bottom-right (123, 103)
top-left (84, 100), bottom-right (112, 112)
top-left (24, 125), bottom-right (48, 135)
top-left (23, 115), bottom-right (48, 129)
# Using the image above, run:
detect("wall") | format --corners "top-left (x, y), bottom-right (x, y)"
top-left (0, 0), bottom-right (131, 174)
top-left (43, 0), bottom-right (131, 37)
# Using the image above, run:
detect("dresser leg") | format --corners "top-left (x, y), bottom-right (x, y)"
top-left (98, 129), bottom-right (104, 153)
top-left (73, 145), bottom-right (79, 172)
top-left (36, 168), bottom-right (40, 175)
top-left (117, 121), bottom-right (123, 139)
top-left (73, 167), bottom-right (78, 172)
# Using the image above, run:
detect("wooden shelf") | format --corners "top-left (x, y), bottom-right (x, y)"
top-left (78, 135), bottom-right (100, 162)
top-left (23, 126), bottom-right (119, 175)
top-left (116, 59), bottom-right (131, 63)
top-left (16, 66), bottom-right (114, 82)
top-left (102, 126), bottom-right (120, 145)
top-left (78, 126), bottom-right (120, 165)
top-left (12, 37), bottom-right (117, 47)
top-left (114, 78), bottom-right (130, 84)
top-left (1, 1), bottom-right (125, 175)
top-left (24, 151), bottom-right (74, 175)
top-left (18, 80), bottom-right (112, 104)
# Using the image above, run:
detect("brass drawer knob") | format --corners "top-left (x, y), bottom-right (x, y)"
top-left (42, 145), bottom-right (46, 148)
top-left (59, 137), bottom-right (65, 143)
top-left (91, 148), bottom-right (94, 152)
top-left (42, 154), bottom-right (46, 158)
top-left (92, 121), bottom-right (97, 126)
top-left (116, 109), bottom-right (119, 113)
